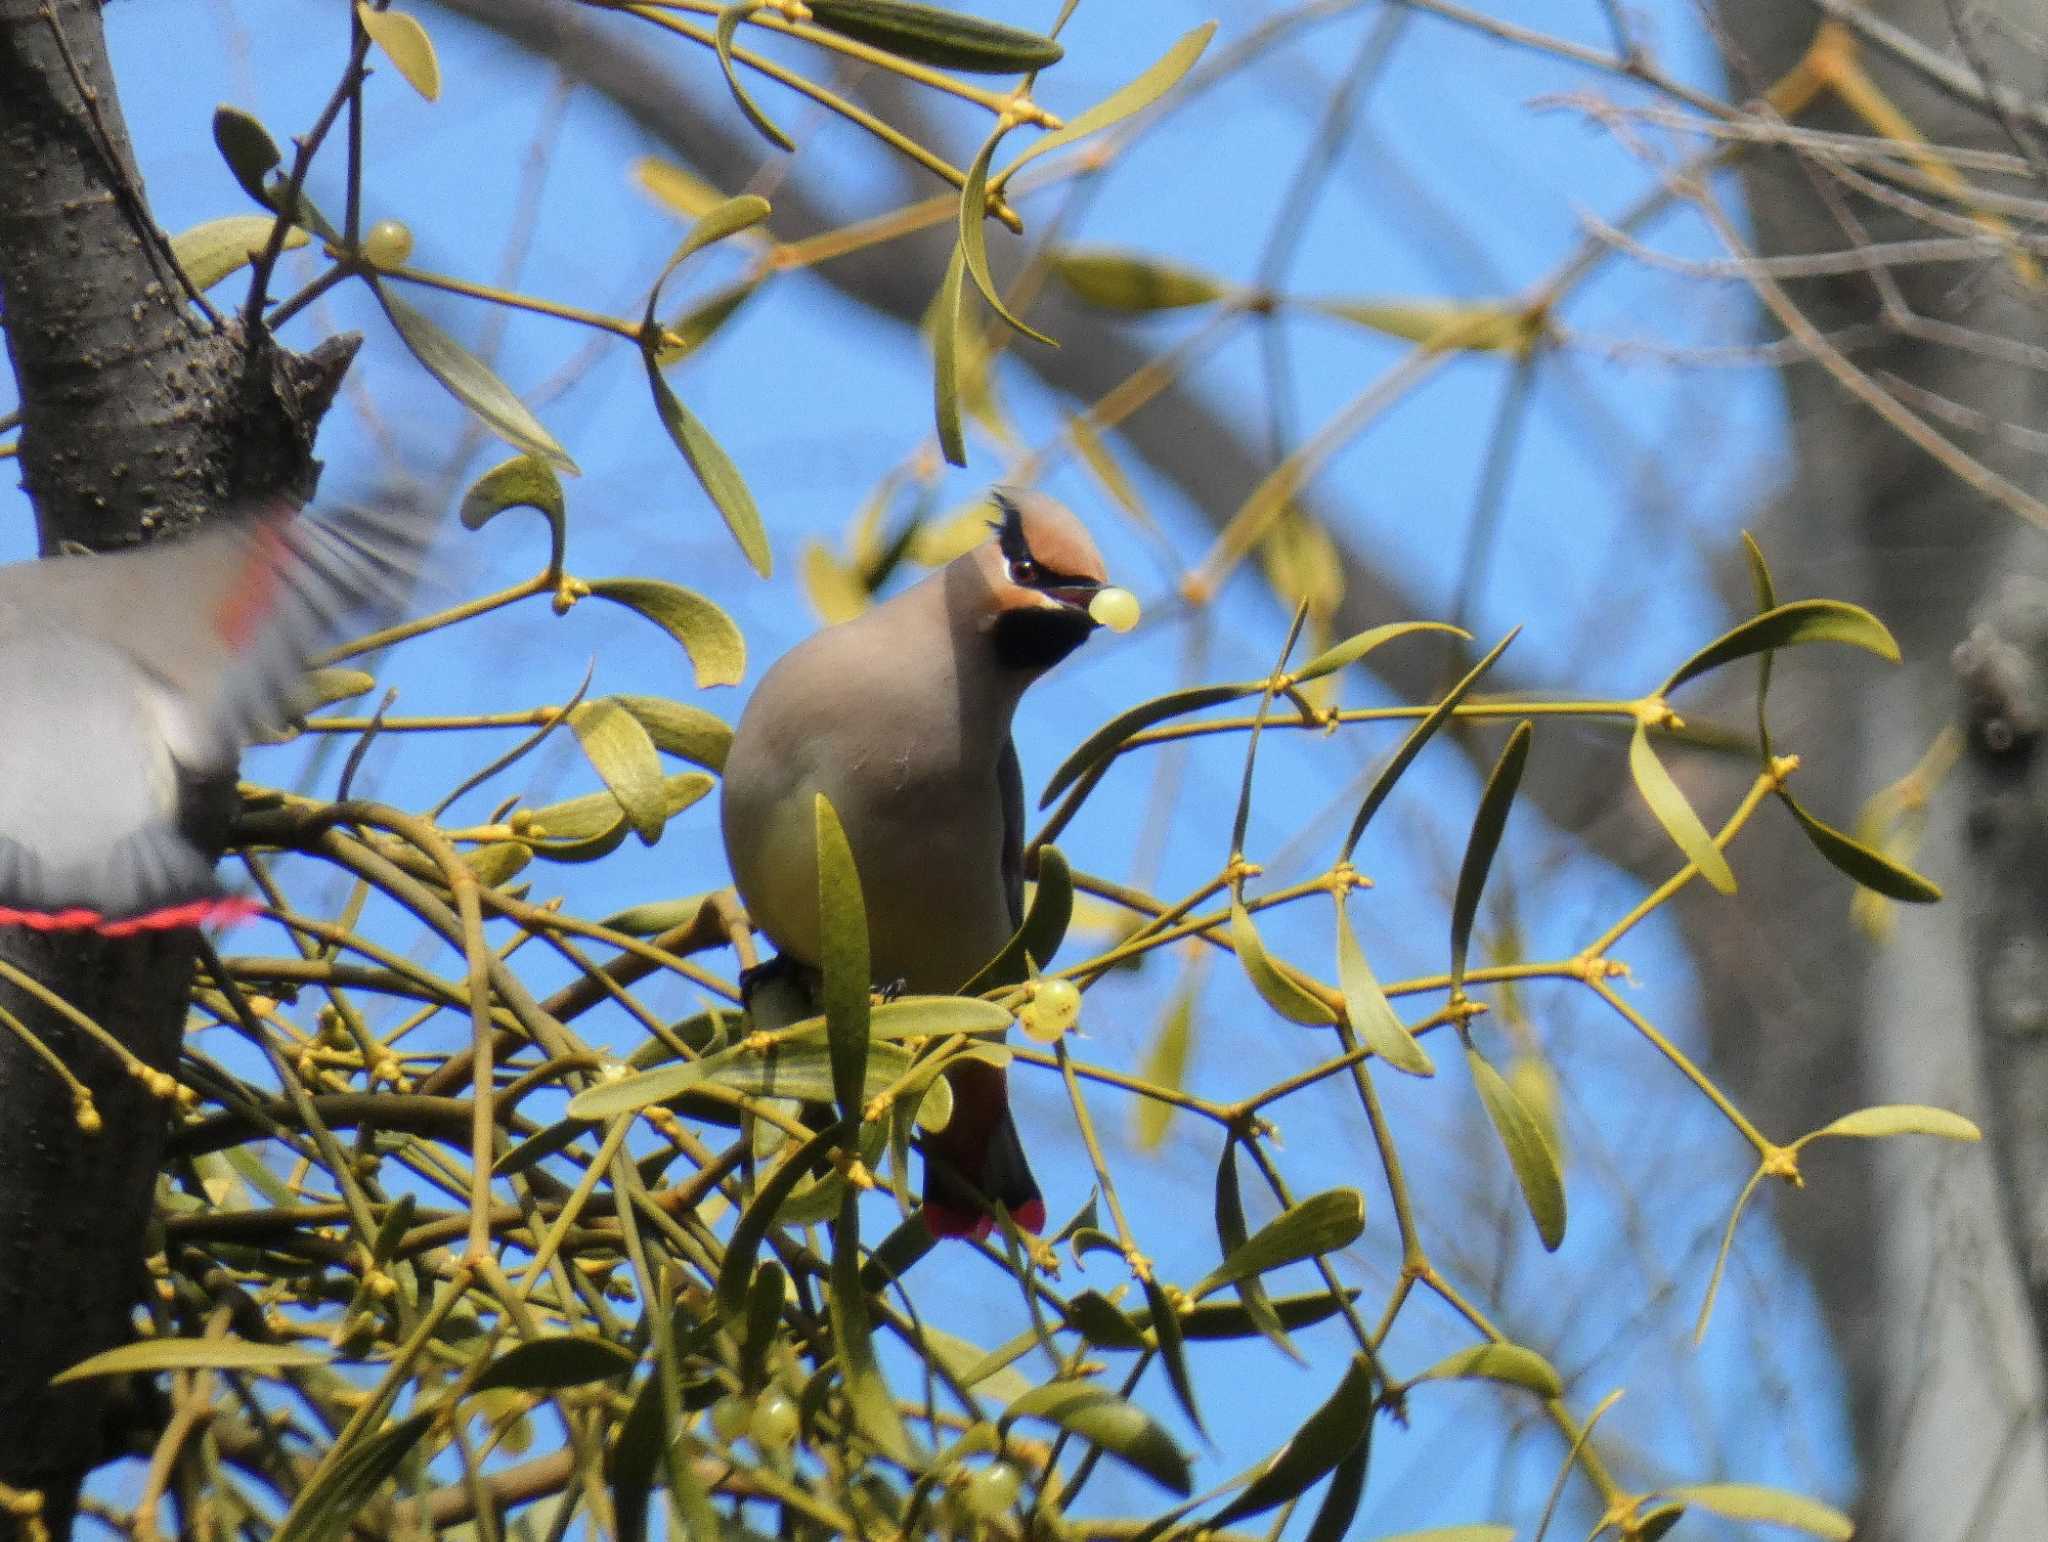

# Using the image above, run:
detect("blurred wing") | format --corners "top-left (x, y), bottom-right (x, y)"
top-left (7, 498), bottom-right (437, 771)
top-left (0, 631), bottom-right (219, 925)
top-left (0, 498), bottom-right (437, 927)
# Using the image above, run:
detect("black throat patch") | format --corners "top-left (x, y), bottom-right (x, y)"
top-left (992, 605), bottom-right (1096, 672)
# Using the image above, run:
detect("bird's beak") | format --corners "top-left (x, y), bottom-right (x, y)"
top-left (1044, 581), bottom-right (1104, 615)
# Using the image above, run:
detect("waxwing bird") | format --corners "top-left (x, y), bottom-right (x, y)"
top-left (721, 489), bottom-right (1134, 1239)
top-left (0, 497), bottom-right (435, 934)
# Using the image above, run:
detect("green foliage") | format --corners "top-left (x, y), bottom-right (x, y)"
top-left (54, 4), bottom-right (1969, 1540)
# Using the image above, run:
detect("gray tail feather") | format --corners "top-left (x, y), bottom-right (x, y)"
top-left (0, 825), bottom-right (217, 921)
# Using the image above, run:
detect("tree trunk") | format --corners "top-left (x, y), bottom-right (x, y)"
top-left (1713, 1), bottom-right (2048, 1534)
top-left (0, 2), bottom-right (351, 1532)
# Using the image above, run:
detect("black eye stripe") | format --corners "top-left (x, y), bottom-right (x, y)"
top-left (992, 493), bottom-right (1097, 589)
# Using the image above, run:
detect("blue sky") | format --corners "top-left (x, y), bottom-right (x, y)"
top-left (0, 0), bottom-right (1876, 1534)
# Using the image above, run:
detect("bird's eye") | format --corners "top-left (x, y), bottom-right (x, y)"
top-left (1008, 558), bottom-right (1039, 586)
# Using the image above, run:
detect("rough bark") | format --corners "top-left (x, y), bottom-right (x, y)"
top-left (0, 1), bottom-right (352, 1532)
top-left (1711, 1), bottom-right (2048, 1535)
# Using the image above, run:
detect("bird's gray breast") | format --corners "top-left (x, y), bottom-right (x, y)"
top-left (721, 619), bottom-right (1017, 992)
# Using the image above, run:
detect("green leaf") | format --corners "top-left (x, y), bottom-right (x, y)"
top-left (806, 0), bottom-right (1064, 72)
top-left (633, 196), bottom-right (775, 574)
top-left (1064, 1290), bottom-right (1149, 1349)
top-left (1780, 789), bottom-right (1941, 902)
top-left (493, 1117), bottom-right (593, 1177)
top-left (1661, 599), bottom-right (1899, 696)
top-left (655, 276), bottom-right (761, 367)
top-left (1450, 721), bottom-right (1532, 991)
top-left (1468, 1048), bottom-right (1565, 1251)
top-left (929, 1326), bottom-right (1037, 1404)
top-left (511, 773), bottom-right (713, 858)
top-left (569, 699), bottom-right (668, 845)
top-left (296, 668), bottom-right (376, 710)
top-left (815, 794), bottom-right (872, 1128)
top-left (717, 1121), bottom-right (846, 1321)
top-left (170, 214), bottom-right (308, 293)
top-left (997, 23), bottom-right (1216, 184)
top-left (642, 362), bottom-right (771, 578)
top-left (613, 695), bottom-right (732, 772)
top-left (566, 1038), bottom-right (917, 1120)
top-left (378, 287), bottom-right (576, 469)
top-left (1142, 1274), bottom-right (1204, 1434)
top-left (601, 897), bottom-right (713, 938)
top-left (1629, 720), bottom-right (1737, 895)
top-left (862, 995), bottom-right (1014, 1040)
top-left (958, 128), bottom-right (1056, 347)
top-left (1049, 247), bottom-right (1230, 312)
top-left (1808, 1104), bottom-right (1981, 1142)
top-left (1694, 1166), bottom-right (1766, 1347)
top-left (1212, 1354), bottom-right (1374, 1525)
top-left (657, 194), bottom-right (775, 273)
top-left (356, 3), bottom-right (441, 100)
top-left (1135, 986), bottom-right (1195, 1150)
top-left (211, 107), bottom-right (282, 209)
top-left (1638, 1505), bottom-right (1687, 1542)
top-left (464, 841), bottom-right (531, 888)
top-left (1002, 1381), bottom-right (1194, 1495)
top-left (715, 2), bottom-right (795, 152)
top-left (1742, 529), bottom-right (1779, 759)
top-left (931, 243), bottom-right (970, 467)
top-left (1341, 630), bottom-right (1518, 861)
top-left (1212, 1139), bottom-right (1297, 1361)
top-left (1293, 621), bottom-right (1469, 685)
top-left (584, 578), bottom-right (745, 688)
top-left (1661, 1483), bottom-right (1853, 1540)
top-left (1336, 900), bottom-right (1432, 1076)
top-left (1171, 1288), bottom-right (1361, 1341)
top-left (275, 1409), bottom-right (437, 1542)
top-left (632, 157), bottom-right (733, 224)
top-left (52, 1337), bottom-right (327, 1384)
top-left (1308, 297), bottom-right (1534, 353)
top-left (963, 843), bottom-right (1073, 992)
top-left (471, 1335), bottom-right (636, 1393)
top-left (1195, 1188), bottom-right (1364, 1297)
top-left (1417, 1340), bottom-right (1563, 1400)
top-left (609, 1375), bottom-right (666, 1542)
top-left (460, 454), bottom-right (565, 574)
top-left (1304, 1437), bottom-right (1371, 1542)
top-left (831, 1189), bottom-right (914, 1461)
top-left (1231, 901), bottom-right (1336, 1026)
top-left (1042, 683), bottom-right (1261, 808)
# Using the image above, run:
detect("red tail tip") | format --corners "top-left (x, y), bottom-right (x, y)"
top-left (0, 897), bottom-right (262, 936)
top-left (922, 1196), bottom-right (1048, 1242)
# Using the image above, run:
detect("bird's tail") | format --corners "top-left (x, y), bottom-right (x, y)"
top-left (921, 1058), bottom-right (1045, 1240)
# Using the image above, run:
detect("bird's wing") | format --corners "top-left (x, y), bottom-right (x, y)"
top-left (5, 499), bottom-right (436, 773)
top-left (0, 498), bottom-right (437, 927)
top-left (998, 733), bottom-right (1025, 932)
top-left (0, 630), bottom-right (218, 925)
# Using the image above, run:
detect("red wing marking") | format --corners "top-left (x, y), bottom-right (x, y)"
top-left (0, 897), bottom-right (261, 935)
top-left (211, 516), bottom-right (294, 649)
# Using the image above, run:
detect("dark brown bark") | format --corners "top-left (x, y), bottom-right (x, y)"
top-left (0, 2), bottom-right (352, 1532)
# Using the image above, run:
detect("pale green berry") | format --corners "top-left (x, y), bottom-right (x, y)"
top-left (749, 1389), bottom-right (799, 1449)
top-left (1088, 586), bottom-right (1141, 634)
top-left (708, 1393), bottom-right (749, 1443)
top-left (1019, 978), bottom-right (1080, 1043)
top-left (363, 218), bottom-right (414, 268)
top-left (962, 1460), bottom-right (1023, 1518)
